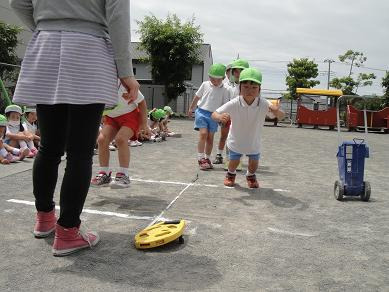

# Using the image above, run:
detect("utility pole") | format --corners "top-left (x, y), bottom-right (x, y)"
top-left (324, 59), bottom-right (335, 89)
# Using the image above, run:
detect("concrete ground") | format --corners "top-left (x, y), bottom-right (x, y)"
top-left (0, 119), bottom-right (388, 291)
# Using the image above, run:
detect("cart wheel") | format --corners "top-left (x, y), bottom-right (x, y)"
top-left (298, 123), bottom-right (302, 128)
top-left (178, 236), bottom-right (184, 244)
top-left (329, 126), bottom-right (335, 130)
top-left (360, 181), bottom-right (371, 202)
top-left (334, 181), bottom-right (344, 201)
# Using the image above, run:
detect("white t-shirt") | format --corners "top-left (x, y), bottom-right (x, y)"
top-left (196, 81), bottom-right (230, 112)
top-left (216, 96), bottom-right (271, 155)
top-left (105, 87), bottom-right (145, 118)
top-left (6, 123), bottom-right (22, 135)
top-left (23, 121), bottom-right (37, 135)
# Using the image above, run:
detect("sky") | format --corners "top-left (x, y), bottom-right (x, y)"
top-left (131, 0), bottom-right (389, 95)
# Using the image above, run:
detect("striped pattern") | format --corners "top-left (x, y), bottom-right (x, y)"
top-left (13, 31), bottom-right (119, 107)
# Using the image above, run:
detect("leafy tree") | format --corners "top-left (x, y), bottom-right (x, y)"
top-left (0, 21), bottom-right (22, 111)
top-left (137, 14), bottom-right (203, 102)
top-left (382, 71), bottom-right (389, 107)
top-left (330, 50), bottom-right (376, 95)
top-left (285, 58), bottom-right (320, 100)
top-left (338, 50), bottom-right (367, 77)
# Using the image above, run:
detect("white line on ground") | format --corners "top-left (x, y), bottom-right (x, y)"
top-left (6, 199), bottom-right (169, 221)
top-left (148, 182), bottom-right (194, 227)
top-left (131, 177), bottom-right (218, 188)
top-left (267, 227), bottom-right (317, 237)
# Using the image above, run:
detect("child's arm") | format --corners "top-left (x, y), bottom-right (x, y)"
top-left (24, 130), bottom-right (34, 140)
top-left (269, 102), bottom-right (285, 120)
top-left (6, 132), bottom-right (31, 141)
top-left (187, 96), bottom-right (200, 117)
top-left (138, 100), bottom-right (152, 137)
top-left (211, 111), bottom-right (230, 125)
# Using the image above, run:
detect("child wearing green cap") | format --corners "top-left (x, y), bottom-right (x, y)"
top-left (214, 59), bottom-right (250, 168)
top-left (187, 63), bottom-right (230, 170)
top-left (212, 68), bottom-right (285, 188)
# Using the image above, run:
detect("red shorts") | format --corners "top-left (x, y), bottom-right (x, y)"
top-left (104, 109), bottom-right (140, 140)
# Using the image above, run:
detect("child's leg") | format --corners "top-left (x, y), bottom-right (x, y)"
top-left (218, 126), bottom-right (229, 155)
top-left (247, 158), bottom-right (259, 175)
top-left (205, 132), bottom-right (215, 157)
top-left (115, 126), bottom-right (134, 173)
top-left (0, 140), bottom-right (8, 158)
top-left (228, 159), bottom-right (241, 173)
top-left (97, 125), bottom-right (117, 169)
top-left (197, 128), bottom-right (208, 159)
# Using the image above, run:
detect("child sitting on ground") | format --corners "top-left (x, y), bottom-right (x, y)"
top-left (91, 86), bottom-right (150, 188)
top-left (0, 114), bottom-right (29, 164)
top-left (22, 107), bottom-right (40, 148)
top-left (212, 68), bottom-right (284, 188)
top-left (4, 105), bottom-right (37, 158)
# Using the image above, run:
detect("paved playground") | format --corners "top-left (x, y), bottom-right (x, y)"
top-left (0, 119), bottom-right (388, 291)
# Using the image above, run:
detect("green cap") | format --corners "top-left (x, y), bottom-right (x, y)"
top-left (163, 106), bottom-right (173, 115)
top-left (208, 63), bottom-right (226, 79)
top-left (151, 109), bottom-right (166, 120)
top-left (24, 107), bottom-right (36, 114)
top-left (5, 104), bottom-right (23, 115)
top-left (0, 114), bottom-right (7, 127)
top-left (231, 59), bottom-right (250, 70)
top-left (239, 68), bottom-right (262, 85)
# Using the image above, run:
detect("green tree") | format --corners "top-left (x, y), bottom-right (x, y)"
top-left (137, 14), bottom-right (203, 102)
top-left (285, 58), bottom-right (320, 100)
top-left (382, 71), bottom-right (389, 107)
top-left (330, 50), bottom-right (376, 95)
top-left (0, 21), bottom-right (22, 111)
top-left (338, 50), bottom-right (367, 77)
top-left (0, 21), bottom-right (22, 80)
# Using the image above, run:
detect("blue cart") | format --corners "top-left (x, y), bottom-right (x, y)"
top-left (334, 96), bottom-right (371, 201)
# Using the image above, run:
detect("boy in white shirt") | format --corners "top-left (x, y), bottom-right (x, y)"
top-left (91, 86), bottom-right (150, 188)
top-left (214, 59), bottom-right (250, 166)
top-left (187, 64), bottom-right (230, 170)
top-left (212, 68), bottom-right (284, 188)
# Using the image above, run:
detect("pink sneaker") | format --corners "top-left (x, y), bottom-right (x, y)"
top-left (52, 224), bottom-right (100, 257)
top-left (5, 153), bottom-right (19, 163)
top-left (31, 148), bottom-right (38, 156)
top-left (34, 209), bottom-right (57, 238)
top-left (19, 148), bottom-right (30, 161)
top-left (27, 150), bottom-right (35, 158)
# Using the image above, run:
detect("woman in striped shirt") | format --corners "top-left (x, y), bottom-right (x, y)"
top-left (10, 0), bottom-right (139, 256)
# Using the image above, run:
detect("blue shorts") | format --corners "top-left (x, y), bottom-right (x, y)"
top-left (194, 108), bottom-right (218, 133)
top-left (229, 149), bottom-right (260, 161)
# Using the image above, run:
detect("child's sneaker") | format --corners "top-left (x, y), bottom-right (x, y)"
top-left (34, 209), bottom-right (57, 238)
top-left (109, 144), bottom-right (116, 151)
top-left (52, 224), bottom-right (100, 257)
top-left (129, 140), bottom-right (138, 147)
top-left (205, 158), bottom-right (214, 169)
top-left (19, 148), bottom-right (30, 161)
top-left (6, 153), bottom-right (20, 163)
top-left (134, 140), bottom-right (143, 146)
top-left (31, 148), bottom-right (38, 156)
top-left (198, 158), bottom-right (210, 171)
top-left (224, 172), bottom-right (236, 187)
top-left (90, 171), bottom-right (111, 187)
top-left (213, 154), bottom-right (223, 164)
top-left (110, 173), bottom-right (131, 189)
top-left (246, 174), bottom-right (259, 188)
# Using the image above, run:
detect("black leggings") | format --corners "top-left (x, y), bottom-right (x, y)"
top-left (33, 104), bottom-right (104, 228)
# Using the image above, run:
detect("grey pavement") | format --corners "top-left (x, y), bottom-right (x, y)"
top-left (0, 119), bottom-right (388, 291)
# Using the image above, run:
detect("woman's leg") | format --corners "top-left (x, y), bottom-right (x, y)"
top-left (33, 104), bottom-right (68, 212)
top-left (57, 104), bottom-right (104, 228)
